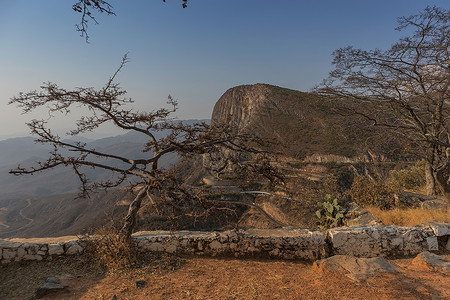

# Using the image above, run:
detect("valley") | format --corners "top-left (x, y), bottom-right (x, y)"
top-left (1, 84), bottom-right (447, 239)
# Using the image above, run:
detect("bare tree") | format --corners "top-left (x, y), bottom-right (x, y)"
top-left (318, 6), bottom-right (450, 200)
top-left (72, 0), bottom-right (188, 41)
top-left (9, 55), bottom-right (282, 240)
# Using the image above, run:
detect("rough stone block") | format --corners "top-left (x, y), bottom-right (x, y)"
top-left (426, 236), bottom-right (439, 251)
top-left (147, 242), bottom-right (164, 252)
top-left (2, 249), bottom-right (16, 260)
top-left (16, 247), bottom-right (26, 259)
top-left (27, 244), bottom-right (40, 255)
top-left (48, 244), bottom-right (64, 256)
top-left (64, 241), bottom-right (83, 255)
top-left (23, 254), bottom-right (43, 261)
top-left (425, 222), bottom-right (450, 237)
top-left (165, 240), bottom-right (179, 253)
top-left (208, 240), bottom-right (223, 251)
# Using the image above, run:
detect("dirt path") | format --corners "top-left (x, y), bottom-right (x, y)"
top-left (1, 254), bottom-right (449, 300)
top-left (0, 198), bottom-right (34, 235)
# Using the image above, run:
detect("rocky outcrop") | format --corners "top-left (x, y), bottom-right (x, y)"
top-left (209, 84), bottom-right (405, 160)
top-left (211, 84), bottom-right (271, 132)
top-left (412, 251), bottom-right (450, 272)
top-left (313, 255), bottom-right (400, 281)
top-left (1, 223), bottom-right (449, 265)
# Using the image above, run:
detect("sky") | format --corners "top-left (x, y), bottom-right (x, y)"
top-left (0, 0), bottom-right (449, 139)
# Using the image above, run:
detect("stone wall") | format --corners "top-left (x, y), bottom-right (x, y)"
top-left (1, 223), bottom-right (449, 265)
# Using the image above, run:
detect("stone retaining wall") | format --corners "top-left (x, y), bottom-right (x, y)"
top-left (1, 223), bottom-right (449, 265)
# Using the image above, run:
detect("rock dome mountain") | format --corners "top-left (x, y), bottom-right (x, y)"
top-left (212, 83), bottom-right (403, 160)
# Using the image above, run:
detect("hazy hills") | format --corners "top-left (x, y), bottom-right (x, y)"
top-left (0, 121), bottom-right (208, 199)
top-left (0, 121), bottom-right (204, 238)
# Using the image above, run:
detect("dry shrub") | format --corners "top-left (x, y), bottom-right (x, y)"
top-left (366, 206), bottom-right (450, 226)
top-left (388, 160), bottom-right (426, 191)
top-left (84, 226), bottom-right (137, 273)
top-left (348, 175), bottom-right (396, 209)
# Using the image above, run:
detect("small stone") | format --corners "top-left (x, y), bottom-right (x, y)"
top-left (36, 282), bottom-right (67, 298)
top-left (147, 242), bottom-right (164, 252)
top-left (23, 254), bottom-right (43, 261)
top-left (46, 276), bottom-right (60, 284)
top-left (135, 280), bottom-right (147, 289)
top-left (209, 240), bottom-right (223, 251)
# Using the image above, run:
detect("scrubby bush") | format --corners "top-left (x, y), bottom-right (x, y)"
top-left (388, 160), bottom-right (426, 191)
top-left (315, 195), bottom-right (345, 230)
top-left (84, 225), bottom-right (137, 272)
top-left (366, 206), bottom-right (450, 226)
top-left (348, 175), bottom-right (396, 210)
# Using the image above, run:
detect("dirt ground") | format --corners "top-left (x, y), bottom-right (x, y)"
top-left (1, 254), bottom-right (449, 300)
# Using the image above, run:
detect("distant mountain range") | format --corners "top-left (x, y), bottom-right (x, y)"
top-left (0, 120), bottom-right (208, 199)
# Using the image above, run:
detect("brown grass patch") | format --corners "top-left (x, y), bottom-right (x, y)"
top-left (83, 226), bottom-right (138, 273)
top-left (366, 206), bottom-right (450, 226)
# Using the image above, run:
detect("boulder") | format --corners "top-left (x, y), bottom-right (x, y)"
top-left (412, 251), bottom-right (450, 272)
top-left (36, 283), bottom-right (67, 298)
top-left (313, 255), bottom-right (400, 281)
top-left (394, 191), bottom-right (433, 208)
top-left (421, 200), bottom-right (448, 210)
top-left (64, 241), bottom-right (83, 255)
top-left (345, 202), bottom-right (379, 226)
top-left (48, 244), bottom-right (64, 256)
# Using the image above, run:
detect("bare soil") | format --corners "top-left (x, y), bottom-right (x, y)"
top-left (1, 254), bottom-right (449, 300)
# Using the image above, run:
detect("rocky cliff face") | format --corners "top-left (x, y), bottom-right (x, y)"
top-left (210, 83), bottom-right (407, 160)
top-left (211, 84), bottom-right (271, 132)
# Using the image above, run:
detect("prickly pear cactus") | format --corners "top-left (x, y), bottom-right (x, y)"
top-left (315, 195), bottom-right (345, 230)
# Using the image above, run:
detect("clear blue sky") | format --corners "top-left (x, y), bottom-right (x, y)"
top-left (0, 0), bottom-right (448, 139)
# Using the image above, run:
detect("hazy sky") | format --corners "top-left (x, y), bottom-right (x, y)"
top-left (1, 0), bottom-right (448, 139)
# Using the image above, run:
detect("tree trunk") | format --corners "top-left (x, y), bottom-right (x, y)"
top-left (425, 161), bottom-right (437, 196)
top-left (435, 160), bottom-right (450, 203)
top-left (120, 187), bottom-right (147, 240)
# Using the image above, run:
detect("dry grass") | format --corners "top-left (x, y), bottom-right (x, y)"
top-left (83, 226), bottom-right (138, 273)
top-left (366, 206), bottom-right (450, 226)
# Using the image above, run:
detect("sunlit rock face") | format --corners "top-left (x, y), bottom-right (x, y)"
top-left (209, 83), bottom-right (404, 160)
top-left (211, 84), bottom-right (270, 133)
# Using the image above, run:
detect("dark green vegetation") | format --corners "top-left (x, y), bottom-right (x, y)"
top-left (315, 195), bottom-right (344, 230)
